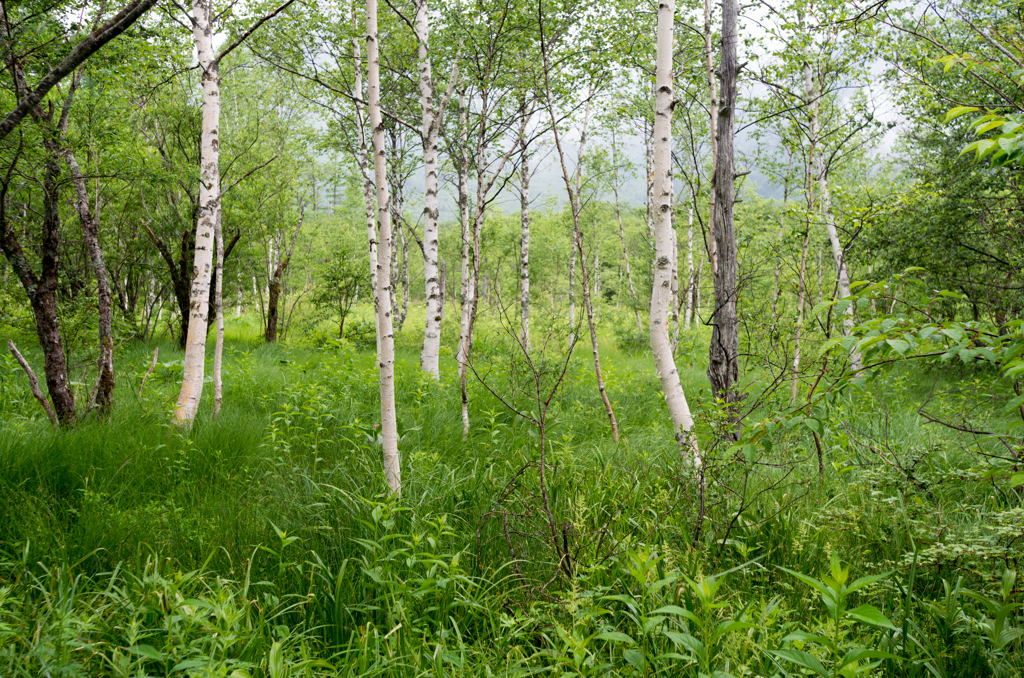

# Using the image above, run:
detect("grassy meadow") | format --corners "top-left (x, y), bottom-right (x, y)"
top-left (0, 303), bottom-right (1020, 677)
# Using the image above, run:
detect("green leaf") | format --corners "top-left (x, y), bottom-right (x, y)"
top-left (269, 641), bottom-right (285, 678)
top-left (770, 649), bottom-right (829, 678)
top-left (129, 645), bottom-right (165, 661)
top-left (838, 648), bottom-right (899, 670)
top-left (651, 605), bottom-right (690, 616)
top-left (663, 631), bottom-right (704, 656)
top-left (803, 418), bottom-right (823, 436)
top-left (597, 631), bottom-right (636, 645)
top-left (846, 604), bottom-right (899, 630)
top-left (1010, 473), bottom-right (1024, 487)
top-left (945, 105), bottom-right (979, 122)
top-left (886, 339), bottom-right (910, 355)
top-left (811, 300), bottom-right (835, 317)
top-left (846, 571), bottom-right (893, 593)
top-left (778, 566), bottom-right (831, 598)
top-left (622, 649), bottom-right (645, 669)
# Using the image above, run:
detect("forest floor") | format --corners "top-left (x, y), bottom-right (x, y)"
top-left (0, 306), bottom-right (1020, 677)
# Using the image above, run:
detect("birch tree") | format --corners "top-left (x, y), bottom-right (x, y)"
top-left (538, 21), bottom-right (619, 443)
top-left (413, 0), bottom-right (459, 378)
top-left (174, 0), bottom-right (298, 424)
top-left (650, 0), bottom-right (699, 462)
top-left (367, 0), bottom-right (401, 494)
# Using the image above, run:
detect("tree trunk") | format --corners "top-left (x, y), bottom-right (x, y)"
top-left (265, 209), bottom-right (304, 343)
top-left (707, 0), bottom-right (741, 423)
top-left (174, 0), bottom-right (220, 424)
top-left (213, 210), bottom-right (224, 416)
top-left (537, 61), bottom-right (619, 442)
top-left (651, 0), bottom-right (699, 463)
top-left (0, 149), bottom-right (77, 423)
top-left (791, 226), bottom-right (811, 404)
top-left (64, 149), bottom-right (114, 411)
top-left (367, 0), bottom-right (401, 494)
top-left (813, 77), bottom-right (858, 368)
top-left (684, 206), bottom-right (694, 328)
top-left (670, 208), bottom-right (679, 352)
top-left (352, 2), bottom-right (380, 360)
top-left (414, 0), bottom-right (454, 378)
top-left (520, 132), bottom-right (531, 350)
top-left (612, 134), bottom-right (643, 333)
top-left (568, 231), bottom-right (576, 332)
top-left (704, 0), bottom-right (719, 275)
top-left (772, 151), bottom-right (793, 322)
top-left (792, 54), bottom-right (817, 404)
top-left (456, 88), bottom-right (473, 438)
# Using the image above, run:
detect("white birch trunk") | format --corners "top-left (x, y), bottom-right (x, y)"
top-left (367, 0), bottom-right (400, 494)
top-left (792, 227), bottom-right (811, 404)
top-left (174, 0), bottom-right (220, 424)
top-left (650, 0), bottom-right (699, 463)
top-left (213, 210), bottom-right (224, 416)
top-left (519, 134), bottom-right (531, 350)
top-left (414, 0), bottom-right (451, 378)
top-left (684, 206), bottom-right (694, 328)
top-left (568, 236), bottom-right (576, 333)
top-left (352, 2), bottom-right (380, 360)
top-left (704, 0), bottom-right (719, 275)
top-left (235, 275), bottom-right (242, 318)
top-left (455, 90), bottom-right (473, 437)
top-left (670, 203), bottom-right (679, 351)
top-left (792, 53), bottom-right (817, 405)
top-left (814, 109), bottom-right (859, 369)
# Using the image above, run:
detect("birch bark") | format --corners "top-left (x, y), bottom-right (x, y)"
top-left (519, 132), bottom-right (531, 350)
top-left (213, 210), bottom-right (224, 416)
top-left (414, 0), bottom-right (456, 378)
top-left (351, 2), bottom-right (380, 359)
top-left (792, 56), bottom-right (817, 404)
top-left (684, 206), bottom-right (694, 328)
top-left (174, 0), bottom-right (220, 424)
top-left (704, 0), bottom-right (719, 275)
top-left (456, 89), bottom-right (473, 436)
top-left (812, 85), bottom-right (858, 368)
top-left (651, 0), bottom-right (699, 462)
top-left (367, 0), bottom-right (401, 494)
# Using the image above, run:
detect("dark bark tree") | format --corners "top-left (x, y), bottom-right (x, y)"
top-left (0, 140), bottom-right (77, 424)
top-left (0, 0), bottom-right (158, 142)
top-left (265, 208), bottom-right (304, 343)
top-left (708, 0), bottom-right (742, 427)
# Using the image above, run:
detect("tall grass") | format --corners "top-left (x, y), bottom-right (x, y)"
top-left (0, 308), bottom-right (1020, 676)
